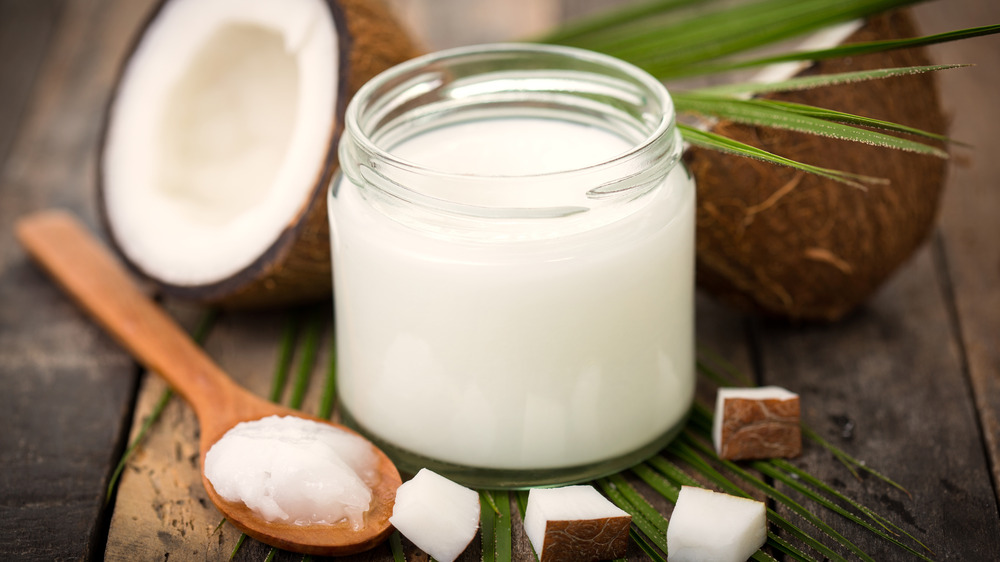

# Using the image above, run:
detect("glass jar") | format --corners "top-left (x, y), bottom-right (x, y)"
top-left (328, 43), bottom-right (694, 488)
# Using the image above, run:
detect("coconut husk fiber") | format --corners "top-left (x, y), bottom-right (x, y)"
top-left (686, 9), bottom-right (948, 322)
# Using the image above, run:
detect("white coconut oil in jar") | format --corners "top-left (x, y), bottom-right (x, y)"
top-left (328, 44), bottom-right (695, 487)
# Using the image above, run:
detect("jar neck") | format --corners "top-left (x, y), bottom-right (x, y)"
top-left (336, 43), bottom-right (682, 234)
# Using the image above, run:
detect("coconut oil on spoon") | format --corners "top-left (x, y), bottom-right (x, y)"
top-left (15, 210), bottom-right (401, 556)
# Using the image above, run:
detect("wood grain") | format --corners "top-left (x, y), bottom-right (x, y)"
top-left (0, 0), bottom-right (64, 165)
top-left (0, 0), bottom-right (149, 559)
top-left (914, 0), bottom-right (1000, 510)
top-left (15, 210), bottom-right (256, 421)
top-left (759, 245), bottom-right (1000, 559)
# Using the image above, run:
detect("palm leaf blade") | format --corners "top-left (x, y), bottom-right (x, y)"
top-left (760, 99), bottom-right (958, 144)
top-left (752, 461), bottom-right (935, 560)
top-left (675, 93), bottom-right (949, 157)
top-left (598, 477), bottom-right (670, 554)
top-left (692, 64), bottom-right (965, 97)
top-left (677, 123), bottom-right (886, 188)
top-left (543, 0), bottom-right (923, 77)
top-left (676, 23), bottom-right (1000, 78)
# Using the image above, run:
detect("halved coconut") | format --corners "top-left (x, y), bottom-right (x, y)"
top-left (98, 0), bottom-right (419, 307)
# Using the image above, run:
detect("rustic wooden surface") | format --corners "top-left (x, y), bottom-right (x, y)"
top-left (1, 0), bottom-right (998, 560)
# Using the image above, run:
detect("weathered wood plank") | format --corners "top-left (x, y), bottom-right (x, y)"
top-left (913, 0), bottom-right (1000, 510)
top-left (759, 244), bottom-right (1000, 559)
top-left (0, 0), bottom-right (153, 559)
top-left (0, 0), bottom-right (155, 222)
top-left (104, 305), bottom-right (293, 561)
top-left (0, 0), bottom-right (64, 164)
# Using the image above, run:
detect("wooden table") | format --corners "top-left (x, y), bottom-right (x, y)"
top-left (2, 0), bottom-right (998, 560)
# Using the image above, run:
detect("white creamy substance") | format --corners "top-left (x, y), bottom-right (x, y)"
top-left (204, 415), bottom-right (376, 527)
top-left (330, 117), bottom-right (695, 470)
top-left (389, 469), bottom-right (481, 562)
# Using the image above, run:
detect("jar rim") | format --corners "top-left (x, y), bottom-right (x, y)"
top-left (338, 42), bottom-right (681, 219)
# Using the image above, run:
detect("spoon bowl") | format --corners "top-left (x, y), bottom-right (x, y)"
top-left (195, 387), bottom-right (400, 555)
top-left (16, 210), bottom-right (401, 556)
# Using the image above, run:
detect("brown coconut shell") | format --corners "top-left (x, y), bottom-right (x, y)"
top-left (686, 9), bottom-right (948, 322)
top-left (538, 516), bottom-right (632, 562)
top-left (97, 0), bottom-right (421, 308)
top-left (716, 394), bottom-right (802, 461)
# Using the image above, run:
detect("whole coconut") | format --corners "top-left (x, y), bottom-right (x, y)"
top-left (686, 9), bottom-right (948, 322)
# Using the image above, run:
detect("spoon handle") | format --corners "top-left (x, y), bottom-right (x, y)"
top-left (15, 209), bottom-right (243, 420)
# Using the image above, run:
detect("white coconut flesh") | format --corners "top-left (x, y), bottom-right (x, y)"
top-left (388, 469), bottom-right (480, 562)
top-left (102, 0), bottom-right (336, 286)
top-left (523, 485), bottom-right (631, 560)
top-left (667, 486), bottom-right (767, 562)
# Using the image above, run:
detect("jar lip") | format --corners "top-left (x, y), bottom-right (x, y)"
top-left (343, 42), bottom-right (675, 181)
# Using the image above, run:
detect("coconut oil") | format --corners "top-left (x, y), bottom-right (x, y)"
top-left (329, 44), bottom-right (695, 487)
top-left (203, 415), bottom-right (377, 527)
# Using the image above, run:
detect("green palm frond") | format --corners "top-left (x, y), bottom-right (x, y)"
top-left (674, 92), bottom-right (948, 156)
top-left (480, 490), bottom-right (513, 562)
top-left (539, 0), bottom-right (1000, 184)
top-left (678, 123), bottom-right (887, 188)
top-left (689, 63), bottom-right (962, 103)
top-left (684, 24), bottom-right (1000, 77)
top-left (541, 0), bottom-right (920, 66)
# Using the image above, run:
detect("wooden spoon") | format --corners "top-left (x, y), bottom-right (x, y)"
top-left (15, 209), bottom-right (401, 556)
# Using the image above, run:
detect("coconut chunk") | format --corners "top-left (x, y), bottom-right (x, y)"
top-left (388, 469), bottom-right (479, 562)
top-left (667, 486), bottom-right (766, 562)
top-left (713, 386), bottom-right (801, 460)
top-left (524, 485), bottom-right (631, 562)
